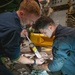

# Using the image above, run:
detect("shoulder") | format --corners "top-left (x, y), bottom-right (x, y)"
top-left (0, 11), bottom-right (17, 23)
top-left (0, 12), bottom-right (13, 18)
top-left (53, 37), bottom-right (71, 50)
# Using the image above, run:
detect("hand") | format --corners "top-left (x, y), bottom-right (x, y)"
top-left (33, 65), bottom-right (40, 70)
top-left (33, 64), bottom-right (50, 71)
top-left (21, 29), bottom-right (28, 37)
top-left (35, 58), bottom-right (45, 65)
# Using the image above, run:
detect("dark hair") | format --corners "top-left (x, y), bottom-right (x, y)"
top-left (33, 16), bottom-right (55, 30)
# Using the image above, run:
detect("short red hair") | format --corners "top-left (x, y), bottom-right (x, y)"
top-left (19, 0), bottom-right (41, 16)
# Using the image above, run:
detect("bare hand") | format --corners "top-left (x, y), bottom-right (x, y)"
top-left (21, 29), bottom-right (28, 37)
top-left (33, 64), bottom-right (50, 71)
top-left (35, 58), bottom-right (45, 65)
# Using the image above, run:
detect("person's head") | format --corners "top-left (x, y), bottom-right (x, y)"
top-left (33, 16), bottom-right (57, 38)
top-left (20, 0), bottom-right (40, 7)
top-left (17, 0), bottom-right (41, 27)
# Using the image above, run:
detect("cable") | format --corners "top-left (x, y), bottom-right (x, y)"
top-left (0, 0), bottom-right (14, 8)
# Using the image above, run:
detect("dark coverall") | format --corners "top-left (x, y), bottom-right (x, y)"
top-left (0, 11), bottom-right (22, 75)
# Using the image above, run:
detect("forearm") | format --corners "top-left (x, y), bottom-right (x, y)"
top-left (17, 55), bottom-right (34, 64)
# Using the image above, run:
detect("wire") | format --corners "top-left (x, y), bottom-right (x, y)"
top-left (0, 0), bottom-right (14, 8)
top-left (26, 35), bottom-right (32, 43)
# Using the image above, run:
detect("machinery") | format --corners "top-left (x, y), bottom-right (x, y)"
top-left (1, 34), bottom-right (53, 75)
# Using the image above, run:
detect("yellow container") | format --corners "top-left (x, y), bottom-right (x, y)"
top-left (30, 33), bottom-right (54, 47)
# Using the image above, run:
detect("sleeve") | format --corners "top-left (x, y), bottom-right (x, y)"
top-left (48, 37), bottom-right (71, 72)
top-left (2, 28), bottom-right (21, 60)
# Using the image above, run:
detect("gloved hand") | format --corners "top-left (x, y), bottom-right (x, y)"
top-left (35, 58), bottom-right (45, 65)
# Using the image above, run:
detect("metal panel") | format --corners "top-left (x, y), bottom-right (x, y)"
top-left (50, 0), bottom-right (68, 7)
top-left (50, 10), bottom-right (67, 26)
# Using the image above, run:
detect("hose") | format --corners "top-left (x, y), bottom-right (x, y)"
top-left (0, 0), bottom-right (14, 8)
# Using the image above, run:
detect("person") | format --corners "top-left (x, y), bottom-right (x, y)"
top-left (33, 16), bottom-right (75, 75)
top-left (0, 0), bottom-right (44, 75)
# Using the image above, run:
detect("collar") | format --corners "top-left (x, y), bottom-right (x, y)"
top-left (55, 25), bottom-right (63, 36)
top-left (12, 11), bottom-right (22, 29)
top-left (13, 11), bottom-right (20, 20)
